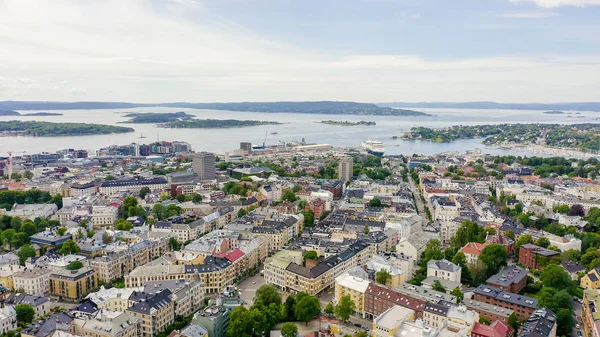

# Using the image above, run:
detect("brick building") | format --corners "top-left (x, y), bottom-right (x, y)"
top-left (518, 244), bottom-right (560, 270)
top-left (473, 285), bottom-right (537, 320)
top-left (364, 282), bottom-right (425, 320)
top-left (486, 266), bottom-right (528, 294)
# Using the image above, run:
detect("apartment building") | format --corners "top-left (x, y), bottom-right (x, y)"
top-left (91, 253), bottom-right (128, 283)
top-left (0, 305), bottom-right (16, 334)
top-left (49, 268), bottom-right (97, 300)
top-left (81, 310), bottom-right (141, 337)
top-left (364, 282), bottom-right (426, 320)
top-left (427, 259), bottom-right (462, 283)
top-left (486, 266), bottom-right (527, 294)
top-left (152, 221), bottom-right (204, 243)
top-left (459, 242), bottom-right (486, 265)
top-left (0, 264), bottom-right (25, 290)
top-left (126, 289), bottom-right (174, 337)
top-left (143, 278), bottom-right (204, 317)
top-left (87, 287), bottom-right (140, 312)
top-left (373, 306), bottom-right (415, 337)
top-left (334, 272), bottom-right (370, 318)
top-left (5, 293), bottom-right (50, 318)
top-left (518, 244), bottom-right (560, 270)
top-left (13, 268), bottom-right (52, 296)
top-left (516, 308), bottom-right (556, 337)
top-left (583, 289), bottom-right (600, 337)
top-left (464, 299), bottom-right (515, 326)
top-left (582, 268), bottom-right (600, 289)
top-left (91, 205), bottom-right (119, 226)
top-left (473, 285), bottom-right (537, 320)
top-left (99, 178), bottom-right (168, 195)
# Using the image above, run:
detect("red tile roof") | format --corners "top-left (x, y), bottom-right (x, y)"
top-left (366, 283), bottom-right (424, 312)
top-left (471, 321), bottom-right (512, 337)
top-left (225, 249), bottom-right (245, 262)
top-left (459, 242), bottom-right (486, 256)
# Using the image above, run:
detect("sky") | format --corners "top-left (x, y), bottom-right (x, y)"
top-left (1, 0), bottom-right (600, 103)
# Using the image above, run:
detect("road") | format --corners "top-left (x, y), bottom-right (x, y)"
top-left (407, 174), bottom-right (428, 227)
top-left (237, 270), bottom-right (266, 307)
top-left (573, 300), bottom-right (583, 337)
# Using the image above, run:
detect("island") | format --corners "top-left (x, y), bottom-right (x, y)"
top-left (320, 120), bottom-right (376, 126)
top-left (160, 119), bottom-right (281, 128)
top-left (0, 110), bottom-right (20, 116)
top-left (402, 123), bottom-right (600, 151)
top-left (23, 112), bottom-right (63, 116)
top-left (0, 121), bottom-right (134, 136)
top-left (543, 111), bottom-right (565, 114)
top-left (0, 101), bottom-right (430, 116)
top-left (121, 111), bottom-right (194, 123)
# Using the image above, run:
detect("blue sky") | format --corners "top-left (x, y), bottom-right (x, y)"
top-left (0, 0), bottom-right (599, 102)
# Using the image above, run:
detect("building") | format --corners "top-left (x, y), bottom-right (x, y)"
top-left (471, 321), bottom-right (514, 337)
top-left (518, 244), bottom-right (560, 270)
top-left (464, 299), bottom-right (515, 326)
top-left (334, 272), bottom-right (370, 318)
top-left (305, 199), bottom-right (326, 220)
top-left (0, 305), bottom-right (16, 334)
top-left (422, 302), bottom-right (449, 330)
top-left (5, 204), bottom-right (58, 220)
top-left (30, 231), bottom-right (72, 247)
top-left (143, 278), bottom-right (205, 317)
top-left (48, 267), bottom-right (97, 300)
top-left (486, 266), bottom-right (528, 294)
top-left (581, 267), bottom-right (600, 289)
top-left (427, 259), bottom-right (461, 283)
top-left (192, 295), bottom-right (244, 337)
top-left (81, 310), bottom-right (141, 337)
top-left (473, 285), bottom-right (537, 320)
top-left (13, 268), bottom-right (52, 295)
top-left (561, 260), bottom-right (585, 281)
top-left (373, 305), bottom-right (415, 337)
top-left (339, 157), bottom-right (353, 182)
top-left (126, 289), bottom-right (175, 337)
top-left (20, 312), bottom-right (74, 337)
top-left (459, 242), bottom-right (486, 265)
top-left (583, 289), bottom-right (600, 337)
top-left (516, 308), bottom-right (557, 337)
top-left (5, 293), bottom-right (50, 318)
top-left (193, 152), bottom-right (216, 181)
top-left (99, 178), bottom-right (168, 194)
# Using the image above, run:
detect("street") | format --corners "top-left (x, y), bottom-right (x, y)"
top-left (573, 300), bottom-right (583, 337)
top-left (237, 270), bottom-right (266, 307)
top-left (407, 174), bottom-right (428, 227)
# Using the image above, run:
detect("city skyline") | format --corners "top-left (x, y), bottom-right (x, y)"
top-left (0, 0), bottom-right (599, 103)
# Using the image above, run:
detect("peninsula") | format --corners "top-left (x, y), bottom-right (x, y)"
top-left (402, 123), bottom-right (600, 151)
top-left (319, 120), bottom-right (376, 126)
top-left (0, 110), bottom-right (63, 116)
top-left (0, 121), bottom-right (134, 136)
top-left (160, 119), bottom-right (281, 129)
top-left (120, 111), bottom-right (194, 123)
top-left (543, 111), bottom-right (565, 114)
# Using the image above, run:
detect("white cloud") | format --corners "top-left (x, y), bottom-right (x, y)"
top-left (510, 0), bottom-right (600, 8)
top-left (501, 11), bottom-right (560, 18)
top-left (0, 0), bottom-right (598, 102)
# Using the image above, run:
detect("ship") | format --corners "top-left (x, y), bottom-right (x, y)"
top-left (270, 131), bottom-right (278, 135)
top-left (361, 139), bottom-right (385, 156)
top-left (138, 133), bottom-right (147, 139)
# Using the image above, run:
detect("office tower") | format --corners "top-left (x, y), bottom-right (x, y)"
top-left (339, 157), bottom-right (353, 182)
top-left (240, 142), bottom-right (252, 154)
top-left (192, 152), bottom-right (216, 181)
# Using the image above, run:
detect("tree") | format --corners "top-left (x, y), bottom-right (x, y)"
top-left (324, 302), bottom-right (334, 317)
top-left (20, 221), bottom-right (37, 236)
top-left (303, 210), bottom-right (314, 226)
top-left (281, 189), bottom-right (297, 202)
top-left (469, 260), bottom-right (488, 286)
top-left (249, 308), bottom-right (268, 336)
top-left (15, 304), bottom-right (35, 326)
top-left (450, 287), bottom-right (463, 303)
top-left (514, 234), bottom-right (534, 256)
top-left (227, 306), bottom-right (252, 337)
top-left (304, 250), bottom-right (318, 261)
top-left (505, 230), bottom-right (515, 240)
top-left (256, 285), bottom-right (282, 307)
top-left (432, 280), bottom-right (446, 293)
top-left (283, 296), bottom-right (297, 321)
top-left (10, 217), bottom-right (22, 231)
top-left (152, 204), bottom-right (166, 220)
top-left (557, 308), bottom-right (575, 336)
top-left (166, 204), bottom-right (182, 217)
top-left (11, 232), bottom-right (29, 247)
top-left (281, 322), bottom-right (298, 337)
top-left (479, 244), bottom-right (508, 277)
top-left (192, 193), bottom-right (203, 203)
top-left (66, 260), bottom-right (84, 270)
top-left (553, 204), bottom-right (570, 214)
top-left (18, 244), bottom-right (36, 265)
top-left (569, 204), bottom-right (585, 217)
top-left (479, 316), bottom-right (491, 325)
top-left (294, 295), bottom-right (320, 325)
top-left (176, 194), bottom-right (186, 202)
top-left (334, 295), bottom-right (355, 322)
top-left (168, 237), bottom-right (181, 251)
top-left (87, 230), bottom-right (96, 238)
top-left (57, 227), bottom-right (67, 236)
top-left (115, 219), bottom-right (133, 231)
top-left (1, 229), bottom-right (16, 249)
top-left (237, 208), bottom-right (247, 218)
top-left (540, 264), bottom-right (573, 290)
top-left (368, 198), bottom-right (382, 208)
top-left (23, 170), bottom-right (34, 180)
top-left (120, 196), bottom-right (138, 216)
top-left (376, 269), bottom-right (391, 285)
top-left (102, 232), bottom-right (112, 244)
top-left (536, 237), bottom-right (550, 248)
top-left (452, 252), bottom-right (472, 285)
top-left (59, 239), bottom-right (80, 255)
top-left (139, 186), bottom-right (151, 199)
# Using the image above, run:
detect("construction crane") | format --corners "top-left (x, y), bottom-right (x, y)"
top-left (5, 150), bottom-right (27, 179)
top-left (252, 131), bottom-right (268, 150)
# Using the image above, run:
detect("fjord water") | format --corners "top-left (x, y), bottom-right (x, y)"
top-left (0, 107), bottom-right (597, 157)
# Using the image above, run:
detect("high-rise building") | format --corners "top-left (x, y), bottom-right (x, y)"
top-left (339, 157), bottom-right (353, 182)
top-left (193, 152), bottom-right (216, 181)
top-left (240, 142), bottom-right (252, 154)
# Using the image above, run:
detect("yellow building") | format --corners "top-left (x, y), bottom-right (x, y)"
top-left (126, 289), bottom-right (174, 337)
top-left (373, 306), bottom-right (415, 337)
top-left (82, 311), bottom-right (141, 337)
top-left (49, 267), bottom-right (97, 300)
top-left (583, 289), bottom-right (600, 337)
top-left (581, 268), bottom-right (600, 289)
top-left (334, 272), bottom-right (370, 318)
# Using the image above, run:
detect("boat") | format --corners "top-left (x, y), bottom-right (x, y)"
top-left (139, 133), bottom-right (147, 139)
top-left (271, 131), bottom-right (278, 135)
top-left (361, 139), bottom-right (385, 156)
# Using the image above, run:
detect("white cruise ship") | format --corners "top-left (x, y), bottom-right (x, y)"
top-left (361, 139), bottom-right (385, 156)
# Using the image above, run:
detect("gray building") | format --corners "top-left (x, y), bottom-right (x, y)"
top-left (240, 142), bottom-right (252, 154)
top-left (339, 157), bottom-right (353, 182)
top-left (193, 152), bottom-right (216, 181)
top-left (192, 295), bottom-right (244, 337)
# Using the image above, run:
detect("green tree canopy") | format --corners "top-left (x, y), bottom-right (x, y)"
top-left (432, 280), bottom-right (446, 293)
top-left (334, 295), bottom-right (355, 322)
top-left (294, 295), bottom-right (320, 325)
top-left (304, 250), bottom-right (318, 261)
top-left (17, 244), bottom-right (36, 265)
top-left (59, 239), bottom-right (80, 255)
top-left (376, 269), bottom-right (391, 285)
top-left (115, 219), bottom-right (133, 231)
top-left (281, 322), bottom-right (298, 337)
top-left (139, 186), bottom-right (151, 199)
top-left (536, 237), bottom-right (551, 248)
top-left (540, 264), bottom-right (573, 290)
top-left (450, 287), bottom-right (464, 303)
top-left (281, 189), bottom-right (297, 202)
top-left (15, 304), bottom-right (35, 327)
top-left (324, 302), bottom-right (334, 317)
top-left (479, 244), bottom-right (508, 277)
top-left (66, 260), bottom-right (84, 270)
top-left (255, 285), bottom-right (282, 307)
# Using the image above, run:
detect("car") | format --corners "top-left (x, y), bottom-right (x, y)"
top-left (578, 331), bottom-right (582, 337)
top-left (252, 281), bottom-right (256, 284)
top-left (354, 324), bottom-right (361, 328)
top-left (576, 324), bottom-right (581, 329)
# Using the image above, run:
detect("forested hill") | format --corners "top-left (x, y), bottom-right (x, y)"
top-left (380, 101), bottom-right (600, 111)
top-left (0, 101), bottom-right (428, 116)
